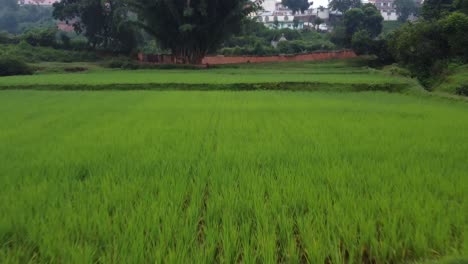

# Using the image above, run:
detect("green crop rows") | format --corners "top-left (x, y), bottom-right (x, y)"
top-left (0, 90), bottom-right (466, 263)
top-left (0, 60), bottom-right (407, 89)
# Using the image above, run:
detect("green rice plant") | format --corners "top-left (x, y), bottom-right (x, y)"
top-left (0, 91), bottom-right (466, 263)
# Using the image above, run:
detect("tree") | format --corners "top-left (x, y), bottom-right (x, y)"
top-left (421, 0), bottom-right (454, 20)
top-left (329, 0), bottom-right (362, 13)
top-left (314, 17), bottom-right (324, 30)
top-left (273, 17), bottom-right (280, 29)
top-left (53, 0), bottom-right (139, 52)
top-left (281, 0), bottom-right (311, 14)
top-left (394, 0), bottom-right (419, 21)
top-left (129, 0), bottom-right (263, 64)
top-left (388, 21), bottom-right (449, 82)
top-left (351, 29), bottom-right (372, 54)
top-left (293, 17), bottom-right (300, 28)
top-left (453, 0), bottom-right (468, 13)
top-left (383, 0), bottom-right (468, 87)
top-left (439, 11), bottom-right (468, 59)
top-left (343, 4), bottom-right (382, 44)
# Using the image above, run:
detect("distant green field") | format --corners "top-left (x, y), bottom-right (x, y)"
top-left (0, 91), bottom-right (466, 263)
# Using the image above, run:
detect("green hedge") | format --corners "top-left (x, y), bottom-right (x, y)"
top-left (0, 43), bottom-right (97, 63)
top-left (0, 57), bottom-right (33, 76)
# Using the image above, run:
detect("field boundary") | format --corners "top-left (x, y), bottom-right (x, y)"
top-left (0, 82), bottom-right (410, 92)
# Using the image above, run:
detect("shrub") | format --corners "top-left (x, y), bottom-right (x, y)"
top-left (0, 57), bottom-right (33, 76)
top-left (105, 57), bottom-right (134, 69)
top-left (386, 64), bottom-right (412, 77)
top-left (21, 27), bottom-right (58, 47)
top-left (63, 67), bottom-right (87, 72)
top-left (277, 40), bottom-right (335, 54)
top-left (0, 31), bottom-right (16, 44)
top-left (455, 84), bottom-right (468, 96)
top-left (0, 44), bottom-right (97, 63)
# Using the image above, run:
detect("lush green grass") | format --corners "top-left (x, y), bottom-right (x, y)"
top-left (434, 65), bottom-right (468, 95)
top-left (382, 21), bottom-right (404, 34)
top-left (0, 60), bottom-right (409, 89)
top-left (0, 90), bottom-right (466, 263)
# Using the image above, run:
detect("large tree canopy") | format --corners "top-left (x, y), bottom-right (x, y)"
top-left (421, 0), bottom-right (454, 19)
top-left (281, 0), bottom-right (311, 14)
top-left (344, 4), bottom-right (383, 42)
top-left (394, 0), bottom-right (419, 21)
top-left (328, 0), bottom-right (362, 13)
top-left (53, 0), bottom-right (139, 52)
top-left (129, 0), bottom-right (262, 64)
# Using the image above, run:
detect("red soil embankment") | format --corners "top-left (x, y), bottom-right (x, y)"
top-left (201, 50), bottom-right (356, 65)
top-left (137, 50), bottom-right (357, 65)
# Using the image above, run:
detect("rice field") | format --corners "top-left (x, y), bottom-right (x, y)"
top-left (0, 90), bottom-right (466, 263)
top-left (0, 60), bottom-right (406, 88)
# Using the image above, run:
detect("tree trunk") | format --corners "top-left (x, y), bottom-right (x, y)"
top-left (174, 48), bottom-right (206, 65)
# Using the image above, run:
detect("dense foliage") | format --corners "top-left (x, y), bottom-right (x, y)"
top-left (393, 0), bottom-right (419, 22)
top-left (421, 0), bottom-right (455, 19)
top-left (220, 20), bottom-right (335, 56)
top-left (129, 0), bottom-right (263, 64)
top-left (281, 0), bottom-right (311, 14)
top-left (328, 0), bottom-right (362, 13)
top-left (388, 0), bottom-right (468, 86)
top-left (0, 57), bottom-right (33, 76)
top-left (53, 0), bottom-right (140, 53)
top-left (0, 42), bottom-right (97, 63)
top-left (344, 4), bottom-right (383, 43)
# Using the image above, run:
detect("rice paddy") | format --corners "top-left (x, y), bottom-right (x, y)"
top-left (0, 90), bottom-right (467, 263)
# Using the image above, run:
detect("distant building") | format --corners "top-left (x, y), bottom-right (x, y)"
top-left (18, 0), bottom-right (58, 5)
top-left (262, 0), bottom-right (277, 12)
top-left (257, 2), bottom-right (333, 30)
top-left (370, 0), bottom-right (398, 20)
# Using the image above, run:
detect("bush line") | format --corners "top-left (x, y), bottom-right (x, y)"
top-left (0, 82), bottom-right (410, 92)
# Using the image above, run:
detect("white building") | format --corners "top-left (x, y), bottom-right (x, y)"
top-left (257, 2), bottom-right (332, 30)
top-left (262, 0), bottom-right (278, 12)
top-left (18, 0), bottom-right (58, 5)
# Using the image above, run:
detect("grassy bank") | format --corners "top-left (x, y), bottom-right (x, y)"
top-left (0, 60), bottom-right (415, 92)
top-left (0, 91), bottom-right (467, 263)
top-left (433, 65), bottom-right (468, 95)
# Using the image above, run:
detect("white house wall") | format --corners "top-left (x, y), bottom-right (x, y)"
top-left (381, 10), bottom-right (398, 20)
